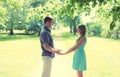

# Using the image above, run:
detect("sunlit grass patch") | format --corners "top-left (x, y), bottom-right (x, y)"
top-left (62, 32), bottom-right (77, 39)
top-left (0, 34), bottom-right (38, 41)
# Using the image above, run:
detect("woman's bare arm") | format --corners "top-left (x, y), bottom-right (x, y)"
top-left (64, 37), bottom-right (86, 54)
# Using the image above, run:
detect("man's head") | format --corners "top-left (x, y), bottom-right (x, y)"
top-left (44, 17), bottom-right (53, 28)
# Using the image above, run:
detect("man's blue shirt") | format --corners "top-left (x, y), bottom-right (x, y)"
top-left (40, 26), bottom-right (55, 58)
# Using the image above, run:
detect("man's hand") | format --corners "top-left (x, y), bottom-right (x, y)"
top-left (57, 52), bottom-right (67, 55)
top-left (54, 49), bottom-right (62, 54)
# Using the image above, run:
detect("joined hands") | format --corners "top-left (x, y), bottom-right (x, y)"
top-left (54, 49), bottom-right (68, 55)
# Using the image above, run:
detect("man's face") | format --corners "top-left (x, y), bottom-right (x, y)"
top-left (46, 20), bottom-right (53, 28)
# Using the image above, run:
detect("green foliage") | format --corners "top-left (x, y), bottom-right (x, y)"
top-left (1, 0), bottom-right (28, 35)
top-left (110, 5), bottom-right (120, 30)
top-left (30, 0), bottom-right (48, 7)
top-left (0, 0), bottom-right (120, 39)
top-left (0, 2), bottom-right (7, 26)
top-left (100, 29), bottom-right (112, 38)
top-left (64, 0), bottom-right (120, 30)
top-left (93, 1), bottom-right (120, 39)
top-left (87, 23), bottom-right (102, 36)
top-left (25, 20), bottom-right (42, 34)
top-left (110, 21), bottom-right (116, 30)
top-left (96, 0), bottom-right (120, 30)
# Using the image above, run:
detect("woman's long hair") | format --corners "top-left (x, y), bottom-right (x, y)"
top-left (78, 24), bottom-right (86, 36)
top-left (77, 24), bottom-right (86, 41)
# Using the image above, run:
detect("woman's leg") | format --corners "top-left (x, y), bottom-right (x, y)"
top-left (77, 70), bottom-right (83, 77)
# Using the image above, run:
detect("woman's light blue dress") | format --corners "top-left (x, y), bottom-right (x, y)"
top-left (72, 37), bottom-right (87, 71)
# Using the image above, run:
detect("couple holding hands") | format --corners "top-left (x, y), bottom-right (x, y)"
top-left (40, 17), bottom-right (87, 77)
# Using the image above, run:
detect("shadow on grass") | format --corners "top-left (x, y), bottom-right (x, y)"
top-left (0, 33), bottom-right (39, 41)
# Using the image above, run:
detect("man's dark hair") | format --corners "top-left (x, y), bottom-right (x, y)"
top-left (44, 17), bottom-right (53, 24)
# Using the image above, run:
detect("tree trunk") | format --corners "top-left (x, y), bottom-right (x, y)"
top-left (9, 29), bottom-right (14, 35)
top-left (116, 31), bottom-right (119, 39)
top-left (9, 23), bottom-right (14, 35)
top-left (70, 26), bottom-right (72, 33)
top-left (68, 17), bottom-right (73, 33)
top-left (73, 21), bottom-right (76, 35)
top-left (73, 17), bottom-right (77, 35)
top-left (70, 21), bottom-right (73, 33)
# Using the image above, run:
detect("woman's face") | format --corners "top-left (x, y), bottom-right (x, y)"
top-left (77, 27), bottom-right (81, 34)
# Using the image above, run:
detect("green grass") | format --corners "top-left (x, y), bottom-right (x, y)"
top-left (61, 32), bottom-right (77, 39)
top-left (0, 33), bottom-right (38, 41)
top-left (0, 32), bottom-right (120, 77)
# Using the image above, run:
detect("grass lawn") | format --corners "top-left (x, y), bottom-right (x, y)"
top-left (0, 32), bottom-right (120, 77)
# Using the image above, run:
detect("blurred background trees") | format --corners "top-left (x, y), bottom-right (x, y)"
top-left (0, 0), bottom-right (120, 39)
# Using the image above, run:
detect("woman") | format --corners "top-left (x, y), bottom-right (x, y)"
top-left (60, 24), bottom-right (87, 77)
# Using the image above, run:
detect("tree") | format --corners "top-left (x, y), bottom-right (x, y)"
top-left (2, 0), bottom-right (27, 35)
top-left (59, 15), bottom-right (73, 33)
top-left (58, 1), bottom-right (82, 35)
top-left (86, 22), bottom-right (102, 36)
top-left (94, 0), bottom-right (120, 39)
top-left (0, 1), bottom-right (7, 32)
top-left (68, 0), bottom-right (120, 30)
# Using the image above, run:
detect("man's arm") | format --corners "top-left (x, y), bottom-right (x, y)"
top-left (43, 43), bottom-right (61, 53)
top-left (40, 32), bottom-right (61, 53)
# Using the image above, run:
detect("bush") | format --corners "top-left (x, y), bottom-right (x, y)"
top-left (100, 29), bottom-right (111, 38)
top-left (87, 23), bottom-right (102, 36)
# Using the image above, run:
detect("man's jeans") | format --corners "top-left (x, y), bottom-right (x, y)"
top-left (41, 56), bottom-right (52, 77)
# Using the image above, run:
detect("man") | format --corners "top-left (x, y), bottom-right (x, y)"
top-left (40, 17), bottom-right (61, 77)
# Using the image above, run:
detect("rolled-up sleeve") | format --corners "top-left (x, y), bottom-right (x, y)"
top-left (40, 32), bottom-right (49, 43)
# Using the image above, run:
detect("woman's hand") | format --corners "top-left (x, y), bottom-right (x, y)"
top-left (57, 52), bottom-right (67, 55)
